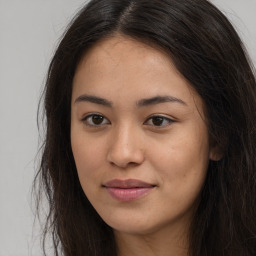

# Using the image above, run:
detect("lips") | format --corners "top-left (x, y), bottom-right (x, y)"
top-left (103, 179), bottom-right (156, 202)
top-left (104, 179), bottom-right (154, 188)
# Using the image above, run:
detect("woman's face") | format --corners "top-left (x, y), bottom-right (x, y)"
top-left (71, 36), bottom-right (216, 236)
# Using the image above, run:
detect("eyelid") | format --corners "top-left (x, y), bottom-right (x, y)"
top-left (80, 113), bottom-right (175, 128)
top-left (81, 113), bottom-right (110, 127)
top-left (144, 114), bottom-right (175, 128)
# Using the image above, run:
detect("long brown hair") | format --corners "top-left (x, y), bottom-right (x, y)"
top-left (35, 0), bottom-right (256, 255)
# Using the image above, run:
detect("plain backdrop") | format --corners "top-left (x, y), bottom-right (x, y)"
top-left (0, 1), bottom-right (255, 255)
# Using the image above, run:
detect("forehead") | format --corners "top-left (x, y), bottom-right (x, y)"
top-left (80, 35), bottom-right (170, 63)
top-left (72, 35), bottom-right (204, 113)
top-left (75, 35), bottom-right (176, 81)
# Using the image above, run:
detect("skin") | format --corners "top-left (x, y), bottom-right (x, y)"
top-left (71, 35), bottom-right (218, 256)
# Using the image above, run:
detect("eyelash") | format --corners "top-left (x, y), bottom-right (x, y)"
top-left (81, 113), bottom-right (110, 127)
top-left (144, 115), bottom-right (174, 128)
top-left (81, 113), bottom-right (175, 128)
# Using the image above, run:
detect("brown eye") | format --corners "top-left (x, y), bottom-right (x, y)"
top-left (145, 115), bottom-right (174, 127)
top-left (152, 116), bottom-right (165, 126)
top-left (82, 114), bottom-right (110, 127)
top-left (92, 115), bottom-right (104, 125)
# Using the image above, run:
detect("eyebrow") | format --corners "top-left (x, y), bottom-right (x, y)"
top-left (74, 94), bottom-right (186, 107)
top-left (137, 95), bottom-right (187, 107)
top-left (74, 94), bottom-right (113, 107)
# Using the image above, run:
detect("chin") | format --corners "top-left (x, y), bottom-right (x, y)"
top-left (102, 214), bottom-right (170, 236)
top-left (98, 204), bottom-right (194, 238)
top-left (101, 213), bottom-right (152, 234)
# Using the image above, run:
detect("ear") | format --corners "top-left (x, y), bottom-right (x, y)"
top-left (209, 143), bottom-right (223, 161)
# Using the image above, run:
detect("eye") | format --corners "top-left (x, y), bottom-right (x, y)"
top-left (82, 113), bottom-right (110, 127)
top-left (144, 115), bottom-right (174, 127)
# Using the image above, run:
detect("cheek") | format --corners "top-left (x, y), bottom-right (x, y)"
top-left (148, 125), bottom-right (210, 195)
top-left (71, 132), bottom-right (106, 184)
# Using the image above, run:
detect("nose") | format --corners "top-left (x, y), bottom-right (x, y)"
top-left (107, 124), bottom-right (145, 168)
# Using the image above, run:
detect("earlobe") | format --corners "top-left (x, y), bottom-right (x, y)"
top-left (209, 145), bottom-right (223, 161)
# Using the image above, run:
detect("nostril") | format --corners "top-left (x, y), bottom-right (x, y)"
top-left (107, 146), bottom-right (145, 168)
top-left (109, 160), bottom-right (140, 169)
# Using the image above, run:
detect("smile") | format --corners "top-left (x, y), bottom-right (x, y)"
top-left (103, 179), bottom-right (156, 202)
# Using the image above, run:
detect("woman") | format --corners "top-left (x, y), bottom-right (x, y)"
top-left (35, 0), bottom-right (256, 255)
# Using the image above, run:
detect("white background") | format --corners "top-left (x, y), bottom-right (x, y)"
top-left (0, 1), bottom-right (255, 255)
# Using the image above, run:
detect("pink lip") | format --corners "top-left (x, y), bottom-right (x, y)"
top-left (103, 179), bottom-right (155, 202)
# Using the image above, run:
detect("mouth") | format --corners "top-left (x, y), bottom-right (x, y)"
top-left (103, 179), bottom-right (156, 202)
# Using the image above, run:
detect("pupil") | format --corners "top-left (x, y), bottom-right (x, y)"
top-left (152, 117), bottom-right (163, 126)
top-left (92, 115), bottom-right (103, 125)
